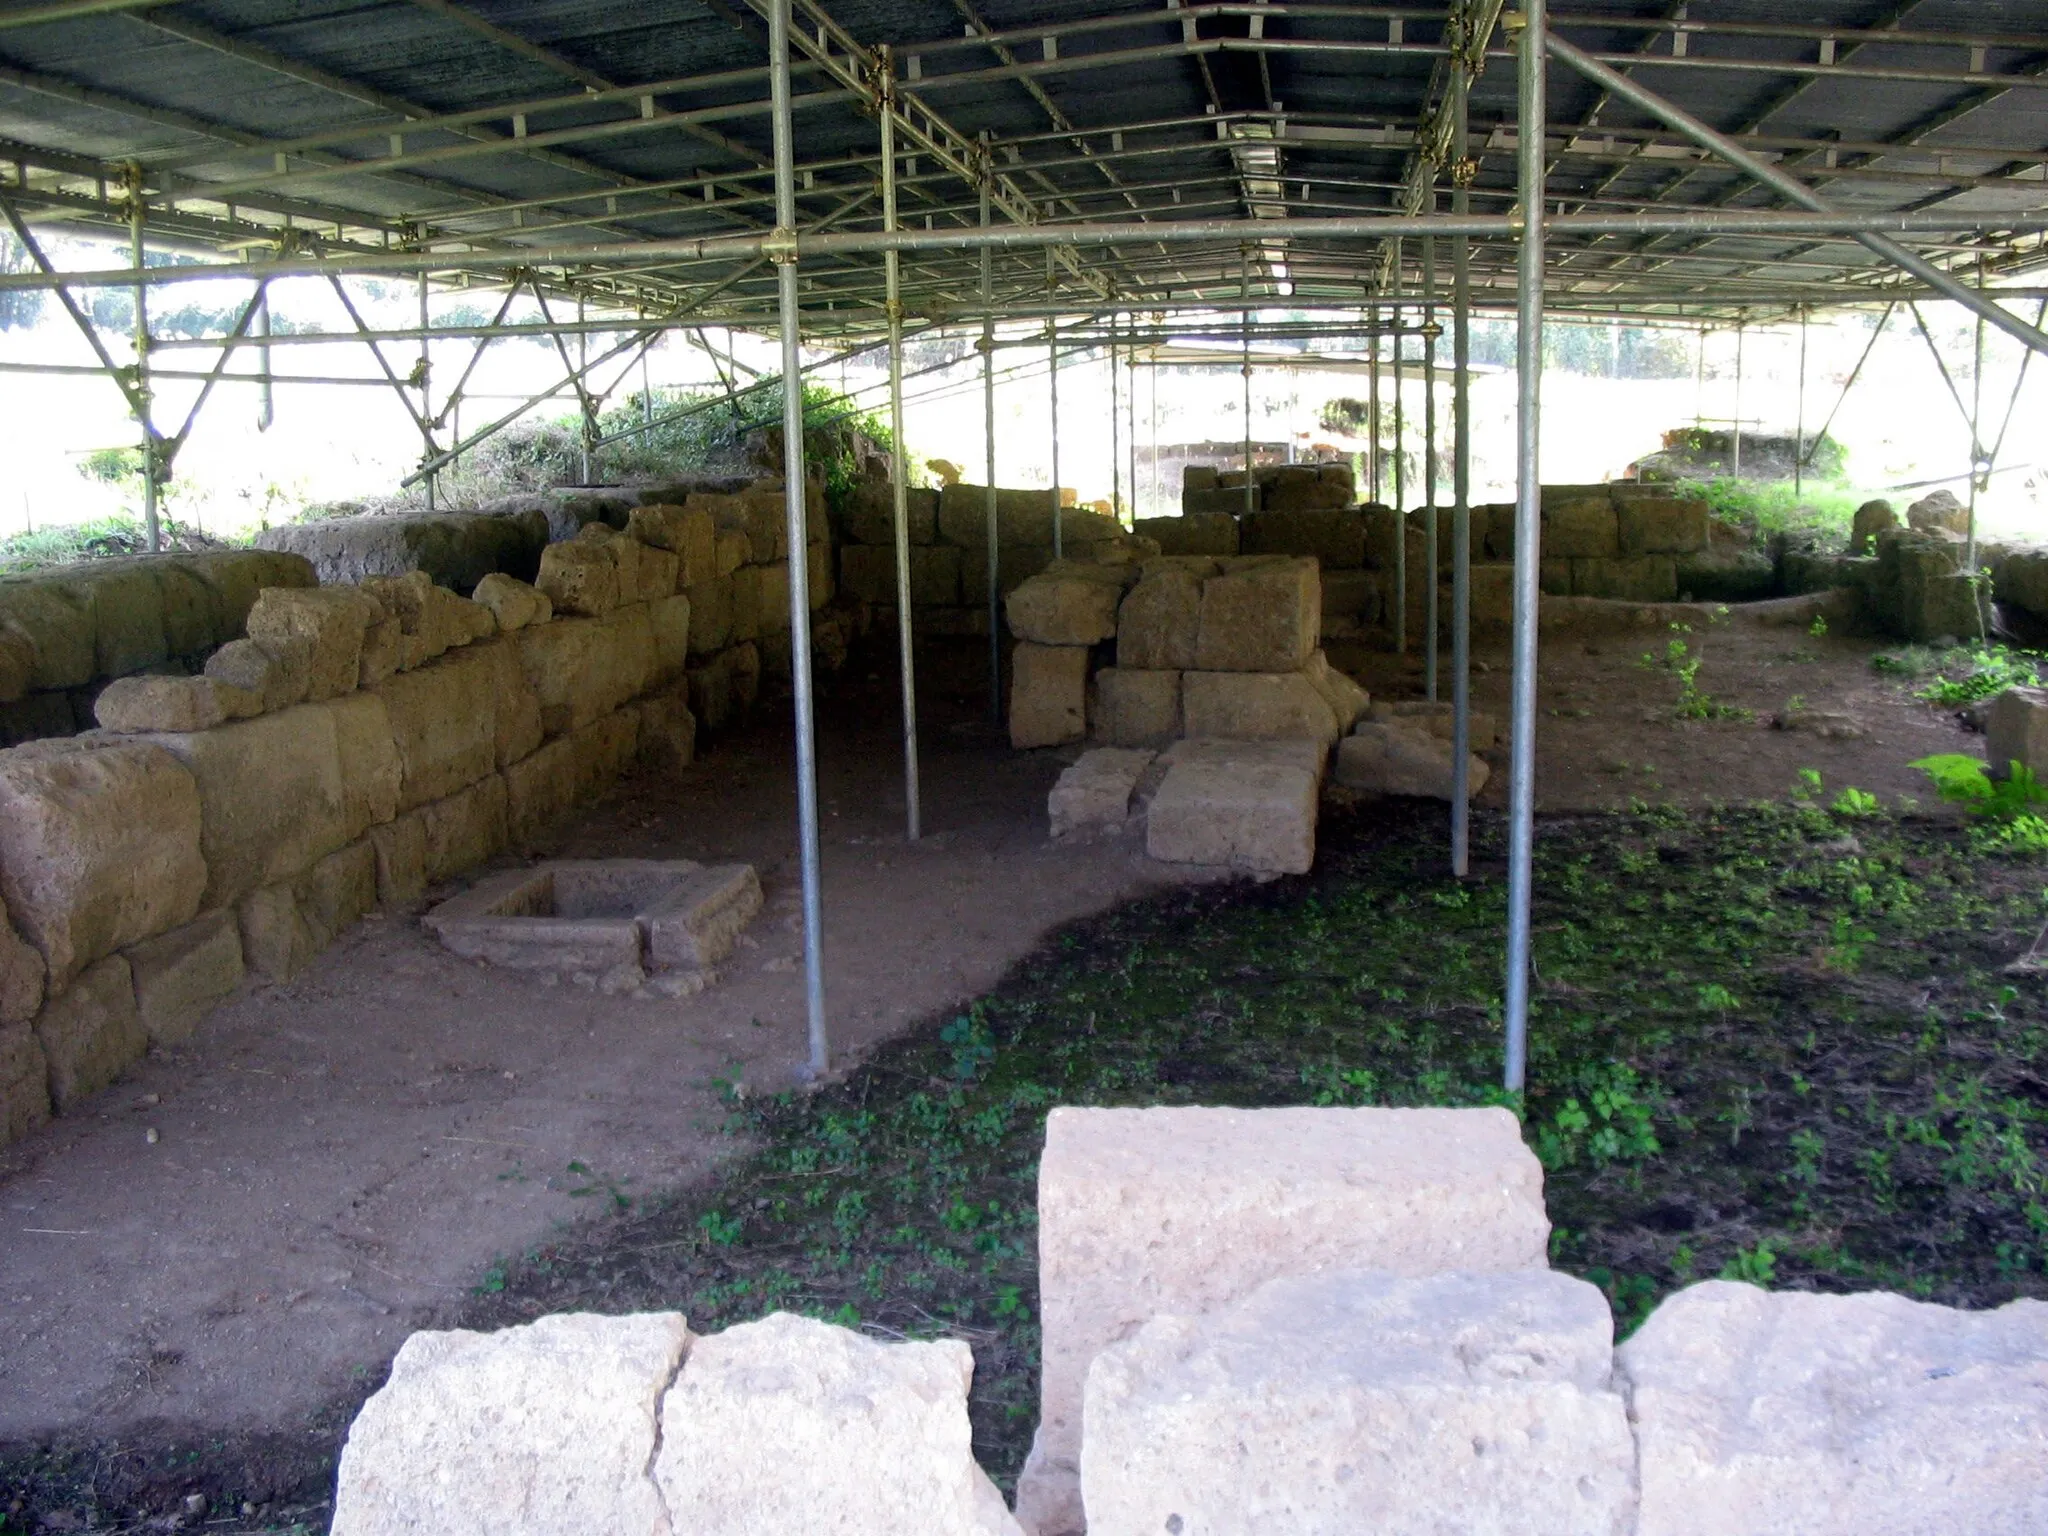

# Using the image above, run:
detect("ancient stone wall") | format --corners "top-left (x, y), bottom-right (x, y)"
top-left (0, 550), bottom-right (318, 748)
top-left (0, 484), bottom-right (850, 1151)
top-left (325, 1106), bottom-right (2048, 1536)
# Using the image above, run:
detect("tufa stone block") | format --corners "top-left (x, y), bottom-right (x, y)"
top-left (1049, 747), bottom-right (1155, 838)
top-left (1181, 670), bottom-right (1340, 746)
top-left (0, 1021), bottom-right (50, 1146)
top-left (1336, 721), bottom-right (1491, 800)
top-left (1090, 667), bottom-right (1180, 747)
top-left (1009, 644), bottom-right (1090, 749)
top-left (1618, 495), bottom-right (1709, 555)
top-left (93, 674), bottom-right (260, 733)
top-left (246, 587), bottom-right (378, 701)
top-left (1194, 558), bottom-right (1319, 672)
top-left (124, 909), bottom-right (242, 1047)
top-left (471, 572), bottom-right (553, 632)
top-left (206, 635), bottom-right (309, 712)
top-left (1116, 567), bottom-right (1203, 671)
top-left (0, 908), bottom-right (45, 1025)
top-left (33, 953), bottom-right (144, 1110)
top-left (1005, 570), bottom-right (1125, 646)
top-left (1143, 749), bottom-right (1319, 874)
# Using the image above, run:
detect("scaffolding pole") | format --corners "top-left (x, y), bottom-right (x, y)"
top-left (1424, 225), bottom-right (1439, 701)
top-left (1241, 250), bottom-right (1253, 518)
top-left (880, 57), bottom-right (922, 844)
top-left (128, 171), bottom-right (160, 553)
top-left (1048, 317), bottom-right (1062, 558)
top-left (981, 166), bottom-right (999, 722)
top-left (1451, 66), bottom-right (1474, 878)
top-left (1504, 0), bottom-right (1546, 1097)
top-left (768, 0), bottom-right (829, 1080)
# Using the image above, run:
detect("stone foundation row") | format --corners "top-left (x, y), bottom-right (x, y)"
top-left (327, 1107), bottom-right (2048, 1536)
top-left (0, 487), bottom-right (855, 1150)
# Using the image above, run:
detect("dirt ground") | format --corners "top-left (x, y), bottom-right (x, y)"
top-left (0, 600), bottom-right (1989, 1518)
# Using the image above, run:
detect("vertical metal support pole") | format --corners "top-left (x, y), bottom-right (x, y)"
top-left (1694, 324), bottom-right (1705, 424)
top-left (1793, 307), bottom-right (1807, 500)
top-left (255, 285), bottom-right (274, 433)
top-left (1451, 69), bottom-right (1473, 878)
top-left (880, 67), bottom-right (921, 843)
top-left (768, 0), bottom-right (829, 1079)
top-left (1127, 332), bottom-right (1139, 527)
top-left (128, 177), bottom-right (160, 552)
top-left (1393, 269), bottom-right (1407, 655)
top-left (1368, 311), bottom-right (1381, 501)
top-left (1968, 265), bottom-right (1986, 581)
top-left (641, 349), bottom-right (655, 445)
top-left (1424, 226), bottom-right (1439, 701)
top-left (1110, 312), bottom-right (1123, 519)
top-left (422, 272), bottom-right (439, 508)
top-left (1732, 320), bottom-right (1744, 477)
top-left (1049, 321), bottom-right (1062, 558)
top-left (1503, 0), bottom-right (1546, 1097)
top-left (1149, 351), bottom-right (1159, 519)
top-left (1241, 250), bottom-right (1255, 518)
top-left (981, 172), bottom-right (999, 721)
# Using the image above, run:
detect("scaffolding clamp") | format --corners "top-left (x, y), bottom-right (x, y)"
top-left (764, 226), bottom-right (800, 265)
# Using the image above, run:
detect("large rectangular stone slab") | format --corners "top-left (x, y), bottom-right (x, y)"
top-left (1621, 1281), bottom-right (2048, 1536)
top-left (1082, 1269), bottom-right (1634, 1536)
top-left (33, 953), bottom-right (143, 1110)
top-left (1090, 667), bottom-right (1180, 746)
top-left (1542, 496), bottom-right (1620, 559)
top-left (1005, 570), bottom-right (1125, 646)
top-left (1240, 507), bottom-right (1367, 568)
top-left (1987, 685), bottom-right (2048, 777)
top-left (1134, 512), bottom-right (1238, 558)
top-left (246, 587), bottom-right (378, 701)
top-left (141, 705), bottom-right (350, 910)
top-left (1144, 749), bottom-right (1319, 874)
top-left (1194, 558), bottom-right (1320, 672)
top-left (0, 739), bottom-right (208, 988)
top-left (375, 649), bottom-right (499, 811)
top-left (1048, 747), bottom-right (1155, 839)
top-left (516, 617), bottom-right (639, 738)
top-left (1115, 568), bottom-right (1202, 671)
top-left (1182, 670), bottom-right (1341, 745)
top-left (124, 908), bottom-right (242, 1047)
top-left (1018, 1105), bottom-right (1549, 1536)
top-left (0, 909), bottom-right (44, 1025)
top-left (419, 774), bottom-right (510, 884)
top-left (1009, 643), bottom-right (1090, 749)
top-left (1618, 494), bottom-right (1709, 555)
top-left (938, 483), bottom-right (1058, 547)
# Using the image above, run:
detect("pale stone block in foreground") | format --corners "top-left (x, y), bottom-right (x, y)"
top-left (246, 587), bottom-right (377, 701)
top-left (535, 539), bottom-right (620, 617)
top-left (1018, 1105), bottom-right (1549, 1536)
top-left (1115, 567), bottom-right (1202, 671)
top-left (331, 1310), bottom-right (690, 1536)
top-left (1193, 557), bottom-right (1319, 673)
top-left (1081, 1269), bottom-right (1635, 1536)
top-left (1049, 748), bottom-right (1155, 839)
top-left (654, 1312), bottom-right (1023, 1535)
top-left (1986, 686), bottom-right (2048, 780)
top-left (94, 674), bottom-right (261, 733)
top-left (1622, 1280), bottom-right (2048, 1536)
top-left (1144, 751), bottom-right (1318, 874)
top-left (472, 572), bottom-right (552, 633)
top-left (1007, 572), bottom-right (1125, 646)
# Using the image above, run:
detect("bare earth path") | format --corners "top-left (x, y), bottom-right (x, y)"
top-left (0, 611), bottom-right (1982, 1476)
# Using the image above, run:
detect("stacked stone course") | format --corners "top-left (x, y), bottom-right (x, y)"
top-left (0, 477), bottom-right (852, 1149)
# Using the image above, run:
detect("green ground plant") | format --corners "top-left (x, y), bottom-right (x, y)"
top-left (459, 799), bottom-right (2048, 1489)
top-left (1677, 477), bottom-right (1870, 540)
top-left (1875, 644), bottom-right (2043, 706)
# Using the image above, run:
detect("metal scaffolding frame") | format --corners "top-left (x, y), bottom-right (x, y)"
top-left (1, 0), bottom-right (2046, 1082)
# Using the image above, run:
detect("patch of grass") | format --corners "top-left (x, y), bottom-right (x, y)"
top-left (460, 801), bottom-right (2048, 1490)
top-left (1878, 644), bottom-right (2043, 707)
top-left (0, 514), bottom-right (231, 574)
top-left (1679, 477), bottom-right (1874, 541)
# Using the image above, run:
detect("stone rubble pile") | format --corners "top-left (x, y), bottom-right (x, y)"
top-left (0, 481), bottom-right (851, 1151)
top-left (325, 1106), bottom-right (2048, 1536)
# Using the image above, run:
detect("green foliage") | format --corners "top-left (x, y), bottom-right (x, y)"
top-left (0, 514), bottom-right (228, 574)
top-left (1718, 1240), bottom-right (1779, 1286)
top-left (1640, 623), bottom-right (1749, 721)
top-left (1904, 645), bottom-right (2042, 706)
top-left (1830, 787), bottom-right (1882, 819)
top-left (1680, 477), bottom-right (1866, 538)
top-left (1911, 755), bottom-right (2048, 821)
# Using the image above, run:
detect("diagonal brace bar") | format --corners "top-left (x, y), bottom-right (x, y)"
top-left (1544, 32), bottom-right (2048, 358)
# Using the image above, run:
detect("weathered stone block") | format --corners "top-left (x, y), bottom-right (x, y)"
top-left (1336, 721), bottom-right (1491, 800)
top-left (1185, 484), bottom-right (1255, 517)
top-left (1017, 1105), bottom-right (1551, 1536)
top-left (370, 813), bottom-right (428, 905)
top-left (535, 540), bottom-right (619, 617)
top-left (654, 1312), bottom-right (1022, 1536)
top-left (0, 909), bottom-right (44, 1025)
top-left (1049, 748), bottom-right (1154, 838)
top-left (93, 674), bottom-right (260, 733)
top-left (1010, 643), bottom-right (1090, 749)
top-left (688, 656), bottom-right (732, 735)
top-left (358, 616), bottom-right (402, 688)
top-left (83, 561), bottom-right (169, 677)
top-left (1320, 567), bottom-right (1379, 624)
top-left (1303, 651), bottom-right (1369, 733)
top-left (628, 503), bottom-right (717, 586)
top-left (124, 909), bottom-right (242, 1047)
top-left (1116, 568), bottom-right (1202, 671)
top-left (1241, 507), bottom-right (1367, 568)
top-left (636, 688), bottom-right (697, 775)
top-left (635, 542), bottom-right (681, 601)
top-left (1677, 547), bottom-right (1776, 603)
top-left (246, 587), bottom-right (378, 701)
top-left (939, 483), bottom-right (1058, 547)
top-left (1144, 750), bottom-right (1318, 874)
top-left (1091, 668), bottom-right (1180, 746)
top-left (0, 580), bottom-right (95, 689)
top-left (517, 617), bottom-right (638, 738)
top-left (156, 561), bottom-right (223, 656)
top-left (0, 1021), bottom-right (50, 1145)
top-left (298, 839), bottom-right (377, 952)
top-left (1006, 571), bottom-right (1124, 646)
top-left (419, 775), bottom-right (509, 884)
top-left (1622, 1280), bottom-right (2048, 1536)
top-left (503, 738), bottom-right (577, 847)
top-left (643, 592), bottom-right (693, 688)
top-left (1906, 487), bottom-right (1969, 536)
top-left (206, 635), bottom-right (309, 712)
top-left (33, 954), bottom-right (143, 1110)
top-left (1135, 512), bottom-right (1238, 558)
top-left (757, 561), bottom-right (791, 635)
top-left (1370, 699), bottom-right (1500, 751)
top-left (727, 640), bottom-right (761, 712)
top-left (237, 882), bottom-right (316, 982)
top-left (331, 1311), bottom-right (690, 1536)
top-left (1618, 495), bottom-right (1709, 555)
top-left (961, 544), bottom-right (1054, 608)
top-left (686, 575), bottom-right (734, 657)
top-left (377, 652), bottom-right (497, 811)
top-left (1573, 555), bottom-right (1678, 601)
top-left (0, 624), bottom-right (32, 704)
top-left (1195, 558), bottom-right (1319, 672)
top-left (839, 544), bottom-right (898, 607)
top-left (845, 480), bottom-right (940, 547)
top-left (0, 739), bottom-right (208, 988)
top-left (1182, 670), bottom-right (1340, 746)
top-left (1543, 496), bottom-right (1620, 559)
top-left (318, 691), bottom-right (403, 840)
top-left (1083, 1269), bottom-right (1634, 1536)
top-left (1988, 686), bottom-right (2048, 778)
top-left (1850, 498), bottom-right (1900, 556)
top-left (139, 706), bottom-right (349, 909)
top-left (471, 572), bottom-right (552, 632)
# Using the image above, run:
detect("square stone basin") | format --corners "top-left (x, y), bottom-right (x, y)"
top-left (423, 859), bottom-right (761, 989)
